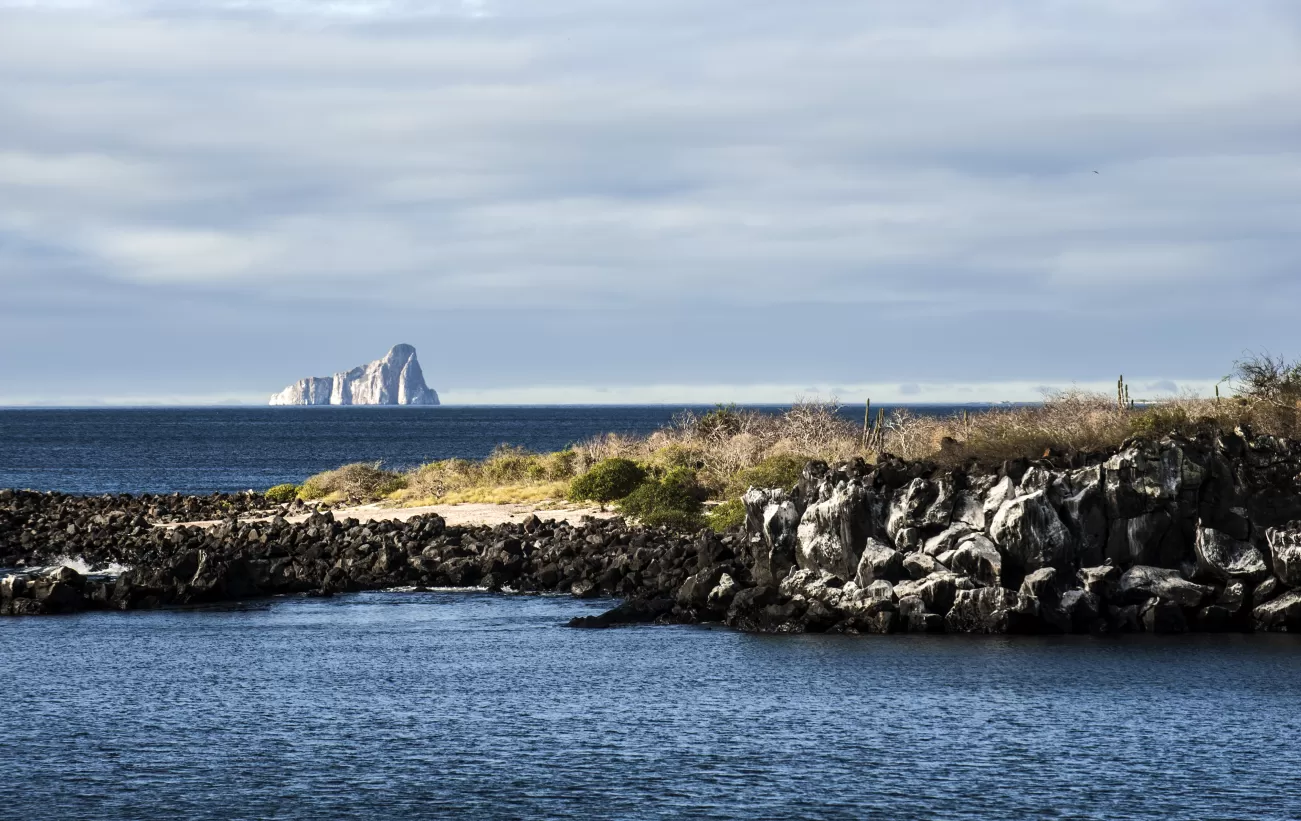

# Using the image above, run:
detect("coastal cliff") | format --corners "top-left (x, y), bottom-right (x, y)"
top-left (269, 344), bottom-right (439, 406)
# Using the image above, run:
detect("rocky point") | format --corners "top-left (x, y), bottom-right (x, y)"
top-left (5, 428), bottom-right (1301, 635)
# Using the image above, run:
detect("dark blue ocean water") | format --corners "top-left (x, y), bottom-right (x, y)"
top-left (0, 405), bottom-right (960, 495)
top-left (3, 591), bottom-right (1300, 820)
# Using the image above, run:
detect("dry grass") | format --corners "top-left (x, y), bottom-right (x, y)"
top-left (428, 481), bottom-right (573, 505)
top-left (878, 389), bottom-right (1282, 464)
top-left (572, 398), bottom-right (862, 495)
top-left (398, 445), bottom-right (577, 506)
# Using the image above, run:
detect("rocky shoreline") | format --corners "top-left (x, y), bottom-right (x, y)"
top-left (5, 429), bottom-right (1301, 634)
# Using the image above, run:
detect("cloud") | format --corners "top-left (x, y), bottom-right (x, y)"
top-left (0, 1), bottom-right (1298, 402)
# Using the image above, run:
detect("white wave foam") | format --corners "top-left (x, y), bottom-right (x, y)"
top-left (378, 585), bottom-right (491, 594)
top-left (48, 556), bottom-right (132, 576)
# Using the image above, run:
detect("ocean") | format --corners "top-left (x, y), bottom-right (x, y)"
top-left (0, 404), bottom-right (957, 495)
top-left (4, 591), bottom-right (1300, 820)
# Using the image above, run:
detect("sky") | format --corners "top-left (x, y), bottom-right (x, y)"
top-left (0, 0), bottom-right (1298, 405)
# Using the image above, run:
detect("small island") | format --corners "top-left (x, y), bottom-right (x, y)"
top-left (269, 344), bottom-right (440, 406)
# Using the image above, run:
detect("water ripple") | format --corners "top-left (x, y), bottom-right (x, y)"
top-left (3, 592), bottom-right (1300, 820)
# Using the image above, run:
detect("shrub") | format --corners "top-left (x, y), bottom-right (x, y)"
top-left (648, 442), bottom-right (706, 471)
top-left (264, 483), bottom-right (299, 503)
top-left (298, 462), bottom-right (407, 503)
top-left (694, 403), bottom-right (744, 438)
top-left (1127, 405), bottom-right (1196, 439)
top-left (528, 449), bottom-right (578, 482)
top-left (619, 468), bottom-right (705, 530)
top-left (1231, 352), bottom-right (1301, 436)
top-left (707, 498), bottom-right (746, 532)
top-left (725, 453), bottom-right (808, 496)
top-left (568, 458), bottom-right (647, 503)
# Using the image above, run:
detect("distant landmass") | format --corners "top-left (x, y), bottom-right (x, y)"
top-left (269, 344), bottom-right (440, 406)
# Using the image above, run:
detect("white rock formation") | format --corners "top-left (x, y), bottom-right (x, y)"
top-left (269, 344), bottom-right (440, 406)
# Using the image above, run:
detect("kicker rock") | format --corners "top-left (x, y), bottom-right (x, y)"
top-left (269, 344), bottom-right (440, 406)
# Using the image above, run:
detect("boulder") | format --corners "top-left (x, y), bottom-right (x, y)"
top-left (903, 552), bottom-right (940, 579)
top-left (1019, 568), bottom-right (1058, 602)
top-left (1265, 526), bottom-right (1301, 586)
top-left (1140, 598), bottom-right (1188, 634)
top-left (922, 524), bottom-right (976, 558)
top-left (1252, 577), bottom-right (1282, 608)
top-left (952, 481), bottom-right (994, 531)
top-left (1106, 511), bottom-right (1185, 568)
top-left (676, 567), bottom-right (726, 609)
top-left (854, 538), bottom-right (905, 586)
top-left (989, 490), bottom-right (1074, 576)
top-left (1062, 467), bottom-right (1108, 566)
top-left (1059, 588), bottom-right (1104, 633)
top-left (921, 479), bottom-right (958, 528)
top-left (896, 595), bottom-right (944, 633)
top-left (778, 568), bottom-right (845, 607)
top-left (744, 489), bottom-right (801, 588)
top-left (1077, 565), bottom-right (1118, 598)
top-left (796, 482), bottom-right (874, 581)
top-left (860, 579), bottom-right (895, 603)
top-left (706, 574), bottom-right (738, 611)
top-left (1252, 589), bottom-right (1301, 631)
top-left (45, 566), bottom-right (86, 589)
top-left (1194, 526), bottom-right (1268, 581)
top-left (982, 476), bottom-right (1017, 521)
top-left (1216, 581), bottom-right (1247, 614)
top-left (570, 579), bottom-right (600, 599)
top-left (1, 574), bottom-right (28, 600)
top-left (34, 580), bottom-right (84, 612)
top-left (948, 535), bottom-right (1003, 588)
top-left (894, 571), bottom-right (971, 616)
top-left (724, 586), bottom-right (777, 630)
top-left (567, 596), bottom-right (674, 628)
top-left (945, 587), bottom-right (1041, 634)
top-left (886, 479), bottom-right (937, 547)
top-left (1117, 566), bottom-right (1212, 608)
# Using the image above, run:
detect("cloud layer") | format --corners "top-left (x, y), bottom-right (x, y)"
top-left (1, 1), bottom-right (1298, 403)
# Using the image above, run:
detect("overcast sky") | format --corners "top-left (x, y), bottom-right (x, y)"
top-left (1, 0), bottom-right (1298, 405)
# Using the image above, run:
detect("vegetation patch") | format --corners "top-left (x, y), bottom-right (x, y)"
top-left (264, 483), bottom-right (300, 504)
top-left (568, 458), bottom-right (647, 503)
top-left (401, 446), bottom-right (579, 505)
top-left (725, 453), bottom-right (808, 496)
top-left (706, 498), bottom-right (746, 532)
top-left (619, 467), bottom-right (705, 530)
top-left (298, 462), bottom-right (407, 504)
top-left (435, 481), bottom-right (573, 506)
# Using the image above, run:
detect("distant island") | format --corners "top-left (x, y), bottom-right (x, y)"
top-left (269, 344), bottom-right (440, 406)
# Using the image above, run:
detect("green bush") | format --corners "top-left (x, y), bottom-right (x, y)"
top-left (264, 483), bottom-right (300, 503)
top-left (568, 458), bottom-right (647, 503)
top-left (707, 498), bottom-right (746, 532)
top-left (725, 453), bottom-right (809, 496)
top-left (619, 467), bottom-right (705, 530)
